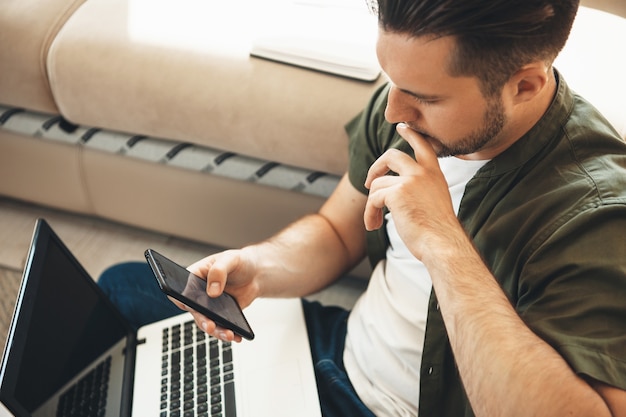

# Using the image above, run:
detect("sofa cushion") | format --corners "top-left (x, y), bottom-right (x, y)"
top-left (47, 0), bottom-right (385, 176)
top-left (0, 130), bottom-right (90, 212)
top-left (0, 0), bottom-right (86, 113)
top-left (0, 104), bottom-right (341, 199)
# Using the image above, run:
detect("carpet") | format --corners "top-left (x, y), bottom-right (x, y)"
top-left (0, 267), bottom-right (21, 354)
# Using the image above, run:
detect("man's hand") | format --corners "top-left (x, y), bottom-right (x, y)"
top-left (187, 248), bottom-right (260, 308)
top-left (169, 173), bottom-right (370, 344)
top-left (170, 248), bottom-right (261, 343)
top-left (363, 123), bottom-right (460, 260)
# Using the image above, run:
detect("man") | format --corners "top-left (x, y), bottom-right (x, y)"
top-left (99, 0), bottom-right (626, 415)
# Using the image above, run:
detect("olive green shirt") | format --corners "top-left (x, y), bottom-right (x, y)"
top-left (346, 72), bottom-right (626, 416)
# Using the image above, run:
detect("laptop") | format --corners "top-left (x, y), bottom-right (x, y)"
top-left (0, 219), bottom-right (322, 417)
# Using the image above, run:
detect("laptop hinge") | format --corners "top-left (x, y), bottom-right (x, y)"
top-left (120, 333), bottom-right (138, 417)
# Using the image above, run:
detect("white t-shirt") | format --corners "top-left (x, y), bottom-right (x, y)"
top-left (343, 156), bottom-right (488, 416)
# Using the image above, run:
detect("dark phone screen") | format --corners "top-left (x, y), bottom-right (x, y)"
top-left (147, 251), bottom-right (253, 337)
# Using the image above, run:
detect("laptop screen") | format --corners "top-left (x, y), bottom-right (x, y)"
top-left (0, 219), bottom-right (132, 416)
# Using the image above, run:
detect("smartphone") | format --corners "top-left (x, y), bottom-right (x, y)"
top-left (145, 249), bottom-right (254, 340)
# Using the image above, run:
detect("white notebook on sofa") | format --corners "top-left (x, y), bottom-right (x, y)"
top-left (250, 0), bottom-right (380, 81)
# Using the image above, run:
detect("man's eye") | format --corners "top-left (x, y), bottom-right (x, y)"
top-left (414, 97), bottom-right (437, 105)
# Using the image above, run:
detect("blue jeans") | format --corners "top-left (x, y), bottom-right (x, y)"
top-left (98, 262), bottom-right (375, 417)
top-left (302, 300), bottom-right (376, 417)
top-left (98, 262), bottom-right (185, 330)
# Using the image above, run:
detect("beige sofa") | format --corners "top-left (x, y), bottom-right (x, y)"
top-left (1, 1), bottom-right (625, 276)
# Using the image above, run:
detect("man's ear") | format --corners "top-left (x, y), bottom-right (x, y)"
top-left (507, 63), bottom-right (550, 104)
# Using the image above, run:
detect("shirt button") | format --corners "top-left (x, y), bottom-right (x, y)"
top-left (436, 303), bottom-right (440, 311)
top-left (428, 367), bottom-right (434, 375)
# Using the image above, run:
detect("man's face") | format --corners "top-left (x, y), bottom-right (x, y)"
top-left (377, 31), bottom-right (509, 160)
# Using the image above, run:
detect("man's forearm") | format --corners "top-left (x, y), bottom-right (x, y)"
top-left (246, 212), bottom-right (365, 299)
top-left (424, 230), bottom-right (611, 417)
top-left (248, 174), bottom-right (368, 299)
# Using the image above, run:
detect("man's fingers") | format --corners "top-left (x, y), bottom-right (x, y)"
top-left (205, 251), bottom-right (239, 297)
top-left (363, 175), bottom-right (397, 230)
top-left (168, 296), bottom-right (189, 311)
top-left (365, 123), bottom-right (436, 190)
top-left (395, 123), bottom-right (438, 167)
top-left (187, 255), bottom-right (215, 278)
top-left (186, 250), bottom-right (241, 298)
top-left (365, 148), bottom-right (418, 190)
top-left (187, 308), bottom-right (242, 343)
top-left (363, 201), bottom-right (384, 231)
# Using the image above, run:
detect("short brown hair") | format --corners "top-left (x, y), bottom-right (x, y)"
top-left (369, 0), bottom-right (580, 96)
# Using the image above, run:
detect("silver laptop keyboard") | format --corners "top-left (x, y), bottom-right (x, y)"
top-left (161, 320), bottom-right (236, 417)
top-left (56, 356), bottom-right (111, 417)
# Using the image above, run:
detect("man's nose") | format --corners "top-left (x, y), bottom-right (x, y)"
top-left (384, 86), bottom-right (420, 124)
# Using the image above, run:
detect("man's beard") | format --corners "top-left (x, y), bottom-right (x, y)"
top-left (411, 97), bottom-right (506, 158)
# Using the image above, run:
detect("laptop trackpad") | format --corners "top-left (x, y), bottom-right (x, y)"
top-left (233, 298), bottom-right (322, 417)
top-left (237, 360), bottom-right (316, 416)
